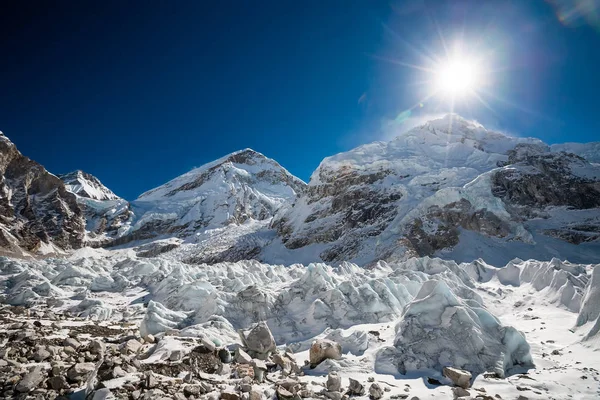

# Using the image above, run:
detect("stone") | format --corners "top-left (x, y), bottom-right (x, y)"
top-left (66, 363), bottom-right (96, 383)
top-left (323, 391), bottom-right (343, 400)
top-left (326, 372), bottom-right (342, 392)
top-left (201, 336), bottom-right (217, 352)
top-left (121, 339), bottom-right (142, 354)
top-left (15, 366), bottom-right (46, 393)
top-left (89, 339), bottom-right (106, 355)
top-left (143, 334), bottom-right (156, 344)
top-left (276, 386), bottom-right (295, 400)
top-left (47, 376), bottom-right (69, 391)
top-left (309, 339), bottom-right (342, 367)
top-left (221, 390), bottom-right (241, 400)
top-left (239, 322), bottom-right (277, 358)
top-left (63, 337), bottom-right (81, 350)
top-left (443, 367), bottom-right (472, 389)
top-left (252, 359), bottom-right (267, 383)
top-left (452, 387), bottom-right (470, 398)
top-left (169, 350), bottom-right (183, 362)
top-left (184, 385), bottom-right (205, 397)
top-left (236, 348), bottom-right (253, 364)
top-left (249, 389), bottom-right (264, 400)
top-left (145, 371), bottom-right (157, 389)
top-left (348, 378), bottom-right (365, 396)
top-left (369, 383), bottom-right (383, 400)
top-left (33, 347), bottom-right (51, 362)
top-left (112, 366), bottom-right (126, 378)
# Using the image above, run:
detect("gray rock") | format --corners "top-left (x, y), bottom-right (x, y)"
top-left (309, 339), bottom-right (342, 367)
top-left (239, 322), bottom-right (277, 358)
top-left (47, 376), bottom-right (69, 391)
top-left (63, 337), bottom-right (81, 350)
top-left (452, 387), bottom-right (470, 398)
top-left (276, 387), bottom-right (295, 400)
top-left (169, 350), bottom-right (183, 362)
top-left (249, 389), bottom-right (264, 400)
top-left (348, 378), bottom-right (365, 396)
top-left (236, 348), bottom-right (253, 364)
top-left (33, 347), bottom-right (51, 362)
top-left (89, 339), bottom-right (106, 355)
top-left (443, 367), bottom-right (472, 389)
top-left (369, 383), bottom-right (383, 400)
top-left (15, 365), bottom-right (45, 393)
top-left (121, 339), bottom-right (142, 354)
top-left (326, 372), bottom-right (342, 392)
top-left (66, 362), bottom-right (95, 383)
top-left (221, 390), bottom-right (241, 400)
top-left (252, 359), bottom-right (267, 383)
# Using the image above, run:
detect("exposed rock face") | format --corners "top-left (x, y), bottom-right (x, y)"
top-left (0, 132), bottom-right (85, 255)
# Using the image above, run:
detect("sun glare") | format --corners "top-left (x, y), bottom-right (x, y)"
top-left (435, 57), bottom-right (481, 98)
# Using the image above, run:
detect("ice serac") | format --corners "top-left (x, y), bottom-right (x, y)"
top-left (112, 148), bottom-right (306, 258)
top-left (273, 115), bottom-right (600, 266)
top-left (0, 132), bottom-right (85, 255)
top-left (376, 278), bottom-right (533, 378)
top-left (59, 170), bottom-right (133, 247)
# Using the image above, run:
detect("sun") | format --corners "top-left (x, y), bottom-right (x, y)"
top-left (434, 57), bottom-right (481, 98)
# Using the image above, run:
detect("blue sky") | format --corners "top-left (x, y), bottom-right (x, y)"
top-left (1, 1), bottom-right (599, 200)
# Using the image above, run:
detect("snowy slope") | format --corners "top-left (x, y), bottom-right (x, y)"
top-left (110, 149), bottom-right (306, 251)
top-left (270, 114), bottom-right (600, 266)
top-left (59, 170), bottom-right (120, 201)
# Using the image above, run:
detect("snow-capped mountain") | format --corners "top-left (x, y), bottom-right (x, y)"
top-left (0, 116), bottom-right (598, 265)
top-left (0, 132), bottom-right (85, 256)
top-left (59, 170), bottom-right (120, 201)
top-left (59, 170), bottom-right (133, 247)
top-left (271, 114), bottom-right (600, 265)
top-left (110, 148), bottom-right (306, 252)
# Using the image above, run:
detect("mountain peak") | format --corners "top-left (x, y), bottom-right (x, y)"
top-left (59, 170), bottom-right (120, 201)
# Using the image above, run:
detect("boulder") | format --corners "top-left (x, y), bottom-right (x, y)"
top-left (326, 372), bottom-right (342, 392)
top-left (452, 387), bottom-right (470, 398)
top-left (47, 375), bottom-right (69, 390)
top-left (236, 348), bottom-right (253, 364)
top-left (89, 339), bottom-right (106, 355)
top-left (443, 367), bottom-right (472, 389)
top-left (221, 390), bottom-right (241, 400)
top-left (369, 383), bottom-right (383, 400)
top-left (32, 347), bottom-right (51, 362)
top-left (15, 365), bottom-right (46, 393)
top-left (66, 362), bottom-right (96, 383)
top-left (63, 337), bottom-right (81, 350)
top-left (121, 339), bottom-right (142, 354)
top-left (239, 322), bottom-right (277, 358)
top-left (252, 359), bottom-right (267, 383)
top-left (309, 339), bottom-right (342, 367)
top-left (348, 378), bottom-right (365, 396)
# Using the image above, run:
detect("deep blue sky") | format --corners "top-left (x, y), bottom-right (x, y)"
top-left (1, 1), bottom-right (599, 199)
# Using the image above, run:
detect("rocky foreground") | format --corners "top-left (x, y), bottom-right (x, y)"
top-left (0, 302), bottom-right (563, 400)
